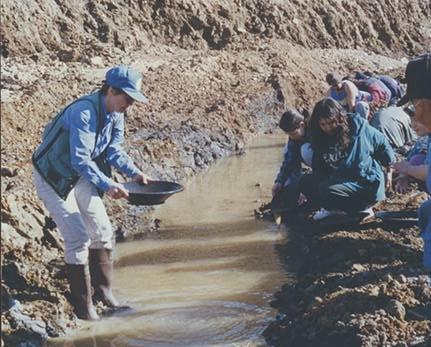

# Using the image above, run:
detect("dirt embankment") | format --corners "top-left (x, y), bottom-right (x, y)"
top-left (1, 0), bottom-right (431, 346)
top-left (1, 0), bottom-right (430, 60)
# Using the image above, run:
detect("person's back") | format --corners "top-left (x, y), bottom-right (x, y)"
top-left (369, 106), bottom-right (416, 149)
top-left (376, 75), bottom-right (404, 101)
top-left (326, 72), bottom-right (365, 112)
top-left (356, 77), bottom-right (391, 106)
top-left (327, 79), bottom-right (360, 111)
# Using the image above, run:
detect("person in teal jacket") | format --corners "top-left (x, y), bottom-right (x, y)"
top-left (299, 97), bottom-right (396, 221)
top-left (32, 66), bottom-right (151, 320)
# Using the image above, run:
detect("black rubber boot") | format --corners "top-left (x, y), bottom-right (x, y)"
top-left (65, 264), bottom-right (100, 320)
top-left (89, 248), bottom-right (130, 311)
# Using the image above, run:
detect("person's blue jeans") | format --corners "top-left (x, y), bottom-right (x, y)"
top-left (418, 199), bottom-right (431, 270)
top-left (299, 174), bottom-right (379, 212)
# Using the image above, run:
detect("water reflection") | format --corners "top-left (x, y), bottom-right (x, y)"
top-left (47, 135), bottom-right (289, 347)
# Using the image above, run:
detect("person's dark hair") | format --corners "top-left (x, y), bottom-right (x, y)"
top-left (279, 108), bottom-right (304, 132)
top-left (100, 81), bottom-right (124, 96)
top-left (298, 107), bottom-right (310, 121)
top-left (326, 72), bottom-right (341, 86)
top-left (309, 97), bottom-right (351, 151)
top-left (355, 71), bottom-right (370, 80)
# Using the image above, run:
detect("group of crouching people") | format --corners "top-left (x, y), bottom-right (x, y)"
top-left (271, 58), bottom-right (431, 273)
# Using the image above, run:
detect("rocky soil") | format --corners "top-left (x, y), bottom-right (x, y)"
top-left (1, 0), bottom-right (431, 346)
top-left (263, 192), bottom-right (431, 346)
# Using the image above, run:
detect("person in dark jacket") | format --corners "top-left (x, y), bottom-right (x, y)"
top-left (299, 97), bottom-right (396, 221)
top-left (32, 66), bottom-right (152, 320)
top-left (271, 108), bottom-right (312, 213)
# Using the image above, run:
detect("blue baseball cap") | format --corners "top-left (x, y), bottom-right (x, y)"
top-left (105, 66), bottom-right (148, 103)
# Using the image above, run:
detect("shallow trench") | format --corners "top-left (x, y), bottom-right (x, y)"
top-left (46, 134), bottom-right (291, 347)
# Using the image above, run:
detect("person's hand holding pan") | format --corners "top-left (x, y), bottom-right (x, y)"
top-left (132, 172), bottom-right (155, 185)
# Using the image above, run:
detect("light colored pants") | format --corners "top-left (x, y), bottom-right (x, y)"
top-left (33, 170), bottom-right (114, 265)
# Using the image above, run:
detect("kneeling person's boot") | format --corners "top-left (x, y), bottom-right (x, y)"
top-left (65, 264), bottom-right (99, 320)
top-left (89, 248), bottom-right (130, 311)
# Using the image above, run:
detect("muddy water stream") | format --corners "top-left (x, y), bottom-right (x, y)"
top-left (48, 135), bottom-right (289, 347)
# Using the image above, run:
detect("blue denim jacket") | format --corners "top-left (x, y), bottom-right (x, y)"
top-left (62, 93), bottom-right (140, 191)
top-left (313, 113), bottom-right (396, 202)
top-left (33, 92), bottom-right (140, 198)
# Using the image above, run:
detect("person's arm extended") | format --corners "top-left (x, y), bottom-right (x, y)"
top-left (344, 81), bottom-right (356, 112)
top-left (394, 161), bottom-right (428, 182)
top-left (105, 115), bottom-right (142, 178)
top-left (385, 166), bottom-right (393, 191)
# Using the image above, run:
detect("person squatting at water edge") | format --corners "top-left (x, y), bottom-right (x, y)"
top-left (298, 97), bottom-right (396, 222)
top-left (270, 108), bottom-right (313, 217)
top-left (396, 52), bottom-right (431, 274)
top-left (32, 66), bottom-right (153, 320)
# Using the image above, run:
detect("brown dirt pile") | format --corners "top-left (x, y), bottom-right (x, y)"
top-left (1, 0), bottom-right (431, 346)
top-left (264, 193), bottom-right (431, 346)
top-left (1, 0), bottom-right (430, 59)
